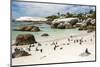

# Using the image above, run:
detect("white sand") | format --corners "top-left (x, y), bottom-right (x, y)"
top-left (12, 31), bottom-right (95, 66)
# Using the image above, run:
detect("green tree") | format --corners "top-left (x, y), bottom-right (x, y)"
top-left (57, 12), bottom-right (60, 17)
top-left (89, 9), bottom-right (94, 14)
top-left (46, 15), bottom-right (59, 21)
top-left (65, 12), bottom-right (73, 18)
top-left (90, 11), bottom-right (96, 19)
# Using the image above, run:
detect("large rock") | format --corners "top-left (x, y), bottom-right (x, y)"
top-left (31, 26), bottom-right (40, 32)
top-left (57, 23), bottom-right (65, 29)
top-left (14, 34), bottom-right (37, 45)
top-left (41, 33), bottom-right (49, 36)
top-left (82, 18), bottom-right (93, 26)
top-left (12, 48), bottom-right (30, 58)
top-left (52, 18), bottom-right (79, 24)
top-left (90, 19), bottom-right (96, 25)
top-left (78, 25), bottom-right (96, 31)
top-left (75, 23), bottom-right (83, 27)
top-left (65, 24), bottom-right (73, 29)
top-left (24, 26), bottom-right (33, 31)
top-left (78, 26), bottom-right (88, 30)
top-left (15, 26), bottom-right (27, 31)
top-left (51, 23), bottom-right (59, 28)
top-left (68, 18), bottom-right (79, 25)
top-left (51, 18), bottom-right (79, 29)
top-left (78, 18), bottom-right (96, 31)
top-left (14, 26), bottom-right (40, 32)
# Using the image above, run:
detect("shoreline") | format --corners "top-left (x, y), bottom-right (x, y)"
top-left (11, 30), bottom-right (93, 44)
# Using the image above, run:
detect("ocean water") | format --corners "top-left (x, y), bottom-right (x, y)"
top-left (11, 21), bottom-right (85, 42)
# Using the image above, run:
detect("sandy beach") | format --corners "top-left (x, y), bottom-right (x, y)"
top-left (12, 31), bottom-right (95, 66)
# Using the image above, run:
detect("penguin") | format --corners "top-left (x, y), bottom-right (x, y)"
top-left (38, 43), bottom-right (42, 46)
top-left (55, 42), bottom-right (58, 44)
top-left (40, 49), bottom-right (43, 53)
top-left (60, 47), bottom-right (63, 50)
top-left (85, 48), bottom-right (91, 54)
top-left (54, 45), bottom-right (59, 50)
top-left (35, 47), bottom-right (39, 51)
top-left (28, 47), bottom-right (31, 51)
top-left (68, 38), bottom-right (70, 42)
top-left (67, 43), bottom-right (70, 45)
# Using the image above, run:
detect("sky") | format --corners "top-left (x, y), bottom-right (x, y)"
top-left (12, 1), bottom-right (95, 19)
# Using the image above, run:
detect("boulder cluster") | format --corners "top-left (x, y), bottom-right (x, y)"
top-left (51, 18), bottom-right (96, 33)
top-left (14, 26), bottom-right (40, 32)
top-left (12, 48), bottom-right (30, 58)
top-left (51, 18), bottom-right (79, 29)
top-left (78, 18), bottom-right (96, 33)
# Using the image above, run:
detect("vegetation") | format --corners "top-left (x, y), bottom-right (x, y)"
top-left (45, 9), bottom-right (96, 21)
top-left (46, 15), bottom-right (59, 21)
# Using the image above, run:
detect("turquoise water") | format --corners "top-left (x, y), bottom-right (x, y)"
top-left (11, 21), bottom-right (83, 42)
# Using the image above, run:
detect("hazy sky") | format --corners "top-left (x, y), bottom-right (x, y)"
top-left (12, 1), bottom-right (95, 19)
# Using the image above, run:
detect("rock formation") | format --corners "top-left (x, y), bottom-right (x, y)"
top-left (14, 26), bottom-right (40, 32)
top-left (14, 34), bottom-right (37, 45)
top-left (12, 48), bottom-right (31, 58)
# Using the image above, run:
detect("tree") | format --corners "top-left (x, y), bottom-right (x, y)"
top-left (57, 12), bottom-right (60, 17)
top-left (90, 10), bottom-right (96, 19)
top-left (46, 15), bottom-right (59, 21)
top-left (77, 13), bottom-right (87, 20)
top-left (65, 12), bottom-right (73, 18)
top-left (89, 9), bottom-right (94, 14)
